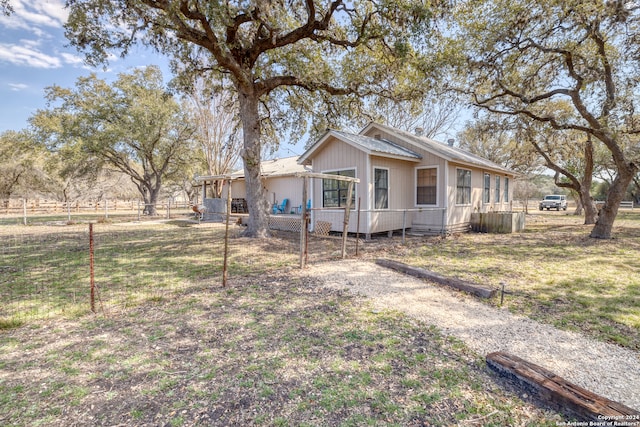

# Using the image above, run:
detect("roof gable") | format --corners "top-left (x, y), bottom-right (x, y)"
top-left (298, 129), bottom-right (422, 164)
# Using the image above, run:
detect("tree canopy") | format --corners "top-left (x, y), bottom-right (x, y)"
top-left (31, 66), bottom-right (197, 215)
top-left (1, 0), bottom-right (12, 16)
top-left (64, 0), bottom-right (437, 236)
top-left (442, 0), bottom-right (640, 238)
top-left (0, 130), bottom-right (49, 207)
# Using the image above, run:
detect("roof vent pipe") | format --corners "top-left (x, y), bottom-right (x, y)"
top-left (447, 139), bottom-right (455, 147)
top-left (415, 127), bottom-right (424, 136)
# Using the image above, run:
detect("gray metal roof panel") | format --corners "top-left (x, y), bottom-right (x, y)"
top-left (331, 130), bottom-right (422, 160)
top-left (367, 123), bottom-right (515, 174)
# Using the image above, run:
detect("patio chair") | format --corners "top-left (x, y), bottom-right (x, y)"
top-left (274, 198), bottom-right (289, 214)
top-left (298, 199), bottom-right (311, 213)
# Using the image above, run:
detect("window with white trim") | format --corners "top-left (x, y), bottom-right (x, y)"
top-left (483, 173), bottom-right (491, 204)
top-left (416, 167), bottom-right (437, 205)
top-left (495, 176), bottom-right (501, 203)
top-left (374, 168), bottom-right (389, 209)
top-left (456, 169), bottom-right (471, 205)
top-left (504, 177), bottom-right (510, 202)
top-left (322, 169), bottom-right (356, 208)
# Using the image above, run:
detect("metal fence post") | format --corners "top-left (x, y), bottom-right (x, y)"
top-left (89, 223), bottom-right (95, 313)
top-left (402, 209), bottom-right (407, 244)
top-left (222, 182), bottom-right (232, 287)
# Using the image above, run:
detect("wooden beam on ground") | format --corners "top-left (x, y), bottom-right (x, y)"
top-left (375, 259), bottom-right (496, 298)
top-left (486, 352), bottom-right (640, 421)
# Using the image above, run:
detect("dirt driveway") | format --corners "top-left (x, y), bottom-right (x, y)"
top-left (298, 259), bottom-right (640, 411)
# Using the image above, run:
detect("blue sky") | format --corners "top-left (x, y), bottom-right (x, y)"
top-left (0, 0), bottom-right (171, 134)
top-left (0, 1), bottom-right (302, 158)
top-left (0, 1), bottom-right (459, 158)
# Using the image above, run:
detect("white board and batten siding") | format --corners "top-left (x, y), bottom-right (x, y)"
top-left (309, 137), bottom-right (368, 233)
top-left (264, 176), bottom-right (304, 213)
top-left (301, 123), bottom-right (517, 236)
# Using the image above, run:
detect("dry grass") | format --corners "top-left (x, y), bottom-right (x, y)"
top-left (0, 274), bottom-right (562, 426)
top-left (375, 211), bottom-right (640, 351)
top-left (2, 211), bottom-right (638, 426)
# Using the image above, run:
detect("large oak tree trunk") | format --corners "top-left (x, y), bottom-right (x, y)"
top-left (579, 136), bottom-right (598, 225)
top-left (579, 185), bottom-right (598, 225)
top-left (238, 91), bottom-right (270, 238)
top-left (145, 184), bottom-right (161, 216)
top-left (136, 177), bottom-right (161, 216)
top-left (590, 168), bottom-right (635, 239)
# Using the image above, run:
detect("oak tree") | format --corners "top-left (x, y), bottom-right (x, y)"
top-left (33, 66), bottom-right (196, 215)
top-left (444, 0), bottom-right (640, 238)
top-left (65, 0), bottom-right (436, 237)
top-left (0, 130), bottom-right (49, 209)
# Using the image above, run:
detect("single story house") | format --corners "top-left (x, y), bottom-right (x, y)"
top-left (298, 122), bottom-right (517, 236)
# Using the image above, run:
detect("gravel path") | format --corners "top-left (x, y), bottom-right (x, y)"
top-left (299, 259), bottom-right (640, 411)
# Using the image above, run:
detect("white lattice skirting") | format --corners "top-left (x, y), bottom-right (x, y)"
top-left (268, 215), bottom-right (302, 232)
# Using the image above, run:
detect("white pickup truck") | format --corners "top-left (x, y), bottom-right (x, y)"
top-left (539, 194), bottom-right (567, 211)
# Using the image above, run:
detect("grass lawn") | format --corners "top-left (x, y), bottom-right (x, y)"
top-left (1, 211), bottom-right (638, 425)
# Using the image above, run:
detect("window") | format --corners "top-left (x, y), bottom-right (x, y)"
top-left (456, 169), bottom-right (471, 205)
top-left (504, 177), bottom-right (509, 202)
top-left (322, 169), bottom-right (356, 208)
top-left (416, 167), bottom-right (437, 205)
top-left (483, 173), bottom-right (491, 204)
top-left (495, 176), bottom-right (501, 203)
top-left (374, 168), bottom-right (389, 209)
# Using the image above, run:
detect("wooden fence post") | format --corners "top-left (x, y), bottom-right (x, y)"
top-left (341, 181), bottom-right (354, 259)
top-left (222, 180), bottom-right (232, 287)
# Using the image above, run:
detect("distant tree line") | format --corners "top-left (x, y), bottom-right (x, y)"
top-left (1, 66), bottom-right (242, 215)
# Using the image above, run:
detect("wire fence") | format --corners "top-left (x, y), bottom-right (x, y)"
top-left (0, 207), bottom-right (366, 326)
top-left (5, 200), bottom-right (559, 325)
top-left (0, 198), bottom-right (192, 226)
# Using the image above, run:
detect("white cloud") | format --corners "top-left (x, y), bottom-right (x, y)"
top-left (0, 0), bottom-right (68, 31)
top-left (0, 43), bottom-right (61, 68)
top-left (8, 83), bottom-right (29, 91)
top-left (61, 52), bottom-right (84, 66)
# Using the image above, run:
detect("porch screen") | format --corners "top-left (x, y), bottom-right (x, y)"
top-left (456, 169), bottom-right (471, 205)
top-left (417, 168), bottom-right (437, 205)
top-left (322, 169), bottom-right (356, 208)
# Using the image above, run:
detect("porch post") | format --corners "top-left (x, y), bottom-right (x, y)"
top-left (300, 176), bottom-right (308, 268)
top-left (341, 180), bottom-right (354, 259)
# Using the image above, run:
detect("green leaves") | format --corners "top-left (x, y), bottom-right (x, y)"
top-left (29, 66), bottom-right (197, 211)
top-left (64, 0), bottom-right (440, 135)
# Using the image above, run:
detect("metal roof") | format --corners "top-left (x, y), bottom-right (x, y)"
top-left (297, 129), bottom-right (424, 164)
top-left (329, 130), bottom-right (422, 160)
top-left (195, 156), bottom-right (309, 182)
top-left (364, 123), bottom-right (515, 175)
